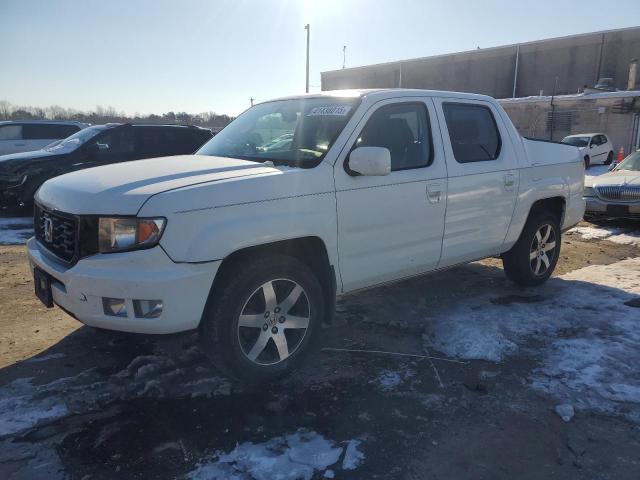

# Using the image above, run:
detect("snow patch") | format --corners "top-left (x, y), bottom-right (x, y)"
top-left (425, 257), bottom-right (640, 420)
top-left (342, 439), bottom-right (365, 470)
top-left (371, 366), bottom-right (414, 391)
top-left (0, 343), bottom-right (229, 437)
top-left (0, 378), bottom-right (69, 437)
top-left (0, 217), bottom-right (33, 245)
top-left (567, 225), bottom-right (640, 246)
top-left (187, 431), bottom-right (362, 480)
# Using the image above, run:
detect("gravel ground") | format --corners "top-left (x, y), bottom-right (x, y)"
top-left (0, 220), bottom-right (639, 479)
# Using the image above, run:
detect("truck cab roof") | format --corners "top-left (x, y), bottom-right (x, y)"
top-left (264, 88), bottom-right (496, 105)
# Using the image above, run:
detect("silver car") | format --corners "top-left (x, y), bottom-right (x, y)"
top-left (584, 150), bottom-right (640, 220)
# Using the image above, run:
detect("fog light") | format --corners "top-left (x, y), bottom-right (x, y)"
top-left (103, 298), bottom-right (127, 317)
top-left (133, 299), bottom-right (163, 318)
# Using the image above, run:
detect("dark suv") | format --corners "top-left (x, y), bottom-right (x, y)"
top-left (0, 123), bottom-right (213, 212)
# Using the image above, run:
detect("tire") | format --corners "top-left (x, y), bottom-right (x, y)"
top-left (604, 151), bottom-right (613, 165)
top-left (502, 211), bottom-right (561, 287)
top-left (199, 254), bottom-right (325, 383)
top-left (584, 155), bottom-right (590, 169)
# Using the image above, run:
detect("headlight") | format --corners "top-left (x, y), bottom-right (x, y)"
top-left (98, 217), bottom-right (166, 253)
top-left (583, 186), bottom-right (595, 197)
top-left (0, 173), bottom-right (27, 188)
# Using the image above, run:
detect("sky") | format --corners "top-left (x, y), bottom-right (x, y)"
top-left (1, 0), bottom-right (639, 116)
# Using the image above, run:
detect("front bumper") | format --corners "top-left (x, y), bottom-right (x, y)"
top-left (27, 238), bottom-right (220, 334)
top-left (584, 196), bottom-right (640, 220)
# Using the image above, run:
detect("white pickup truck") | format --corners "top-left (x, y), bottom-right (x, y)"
top-left (28, 89), bottom-right (585, 381)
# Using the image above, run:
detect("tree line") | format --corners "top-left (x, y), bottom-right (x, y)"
top-left (0, 100), bottom-right (233, 131)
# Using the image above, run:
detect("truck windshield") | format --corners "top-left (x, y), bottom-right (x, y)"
top-left (196, 97), bottom-right (360, 167)
top-left (561, 136), bottom-right (590, 147)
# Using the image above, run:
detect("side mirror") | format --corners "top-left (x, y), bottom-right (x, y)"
top-left (590, 144), bottom-right (595, 149)
top-left (347, 146), bottom-right (391, 176)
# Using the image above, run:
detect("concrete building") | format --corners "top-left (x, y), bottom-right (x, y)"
top-left (321, 27), bottom-right (640, 98)
top-left (321, 27), bottom-right (640, 152)
top-left (499, 91), bottom-right (640, 153)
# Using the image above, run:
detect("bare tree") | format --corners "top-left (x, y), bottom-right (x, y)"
top-left (0, 100), bottom-right (233, 129)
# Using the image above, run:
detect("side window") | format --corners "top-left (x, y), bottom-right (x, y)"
top-left (135, 127), bottom-right (169, 157)
top-left (591, 136), bottom-right (600, 146)
top-left (0, 124), bottom-right (23, 140)
top-left (23, 124), bottom-right (80, 140)
top-left (442, 102), bottom-right (501, 163)
top-left (355, 102), bottom-right (432, 171)
top-left (93, 128), bottom-right (135, 155)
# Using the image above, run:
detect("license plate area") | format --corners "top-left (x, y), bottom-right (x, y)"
top-left (34, 267), bottom-right (54, 308)
top-left (606, 204), bottom-right (630, 216)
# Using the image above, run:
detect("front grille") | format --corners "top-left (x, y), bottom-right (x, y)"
top-left (595, 185), bottom-right (640, 202)
top-left (34, 204), bottom-right (78, 263)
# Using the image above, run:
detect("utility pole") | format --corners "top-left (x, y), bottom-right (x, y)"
top-left (305, 24), bottom-right (310, 93)
top-left (549, 76), bottom-right (559, 141)
top-left (342, 45), bottom-right (347, 69)
top-left (250, 97), bottom-right (254, 107)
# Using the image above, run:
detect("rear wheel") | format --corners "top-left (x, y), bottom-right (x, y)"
top-left (199, 254), bottom-right (324, 383)
top-left (502, 211), bottom-right (561, 286)
top-left (604, 151), bottom-right (613, 165)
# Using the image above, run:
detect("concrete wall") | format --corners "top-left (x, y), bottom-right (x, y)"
top-left (321, 27), bottom-right (640, 98)
top-left (499, 93), bottom-right (640, 153)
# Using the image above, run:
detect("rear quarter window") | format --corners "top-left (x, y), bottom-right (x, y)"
top-left (442, 102), bottom-right (501, 163)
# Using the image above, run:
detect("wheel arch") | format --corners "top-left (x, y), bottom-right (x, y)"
top-left (527, 196), bottom-right (566, 225)
top-left (209, 236), bottom-right (337, 325)
top-left (503, 193), bottom-right (567, 252)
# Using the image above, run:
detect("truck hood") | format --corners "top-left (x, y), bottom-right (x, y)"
top-left (585, 170), bottom-right (640, 187)
top-left (36, 155), bottom-right (279, 215)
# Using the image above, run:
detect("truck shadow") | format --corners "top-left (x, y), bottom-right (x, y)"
top-left (1, 261), bottom-right (639, 479)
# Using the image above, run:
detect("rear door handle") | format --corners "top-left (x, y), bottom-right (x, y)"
top-left (426, 182), bottom-right (442, 204)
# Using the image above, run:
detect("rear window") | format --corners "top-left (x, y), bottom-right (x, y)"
top-left (22, 124), bottom-right (81, 140)
top-left (442, 103), bottom-right (501, 163)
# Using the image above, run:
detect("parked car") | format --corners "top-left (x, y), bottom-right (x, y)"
top-left (27, 90), bottom-right (584, 382)
top-left (584, 149), bottom-right (640, 219)
top-left (0, 120), bottom-right (90, 156)
top-left (561, 133), bottom-right (614, 168)
top-left (0, 123), bottom-right (213, 211)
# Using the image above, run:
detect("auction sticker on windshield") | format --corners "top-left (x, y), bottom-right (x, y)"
top-left (307, 105), bottom-right (352, 116)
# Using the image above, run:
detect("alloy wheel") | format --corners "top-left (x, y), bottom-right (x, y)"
top-left (237, 278), bottom-right (310, 365)
top-left (529, 224), bottom-right (557, 276)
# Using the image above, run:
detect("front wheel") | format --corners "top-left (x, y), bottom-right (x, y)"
top-left (502, 212), bottom-right (561, 286)
top-left (584, 155), bottom-right (590, 169)
top-left (199, 254), bottom-right (324, 383)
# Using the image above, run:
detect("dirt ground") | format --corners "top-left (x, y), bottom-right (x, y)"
top-left (1, 222), bottom-right (639, 479)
